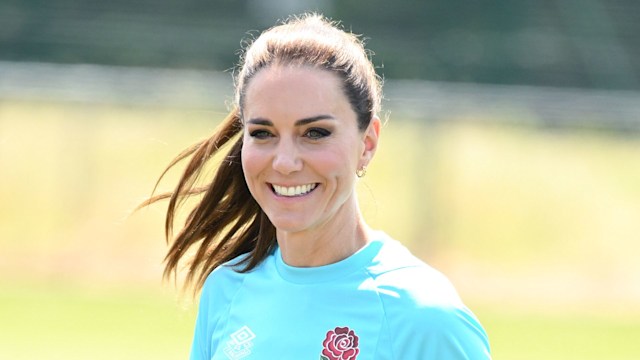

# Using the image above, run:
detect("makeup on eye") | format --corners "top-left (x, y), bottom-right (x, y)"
top-left (248, 129), bottom-right (274, 139)
top-left (248, 126), bottom-right (332, 140)
top-left (246, 115), bottom-right (336, 140)
top-left (304, 127), bottom-right (332, 139)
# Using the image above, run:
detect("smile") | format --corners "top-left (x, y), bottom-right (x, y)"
top-left (272, 183), bottom-right (318, 197)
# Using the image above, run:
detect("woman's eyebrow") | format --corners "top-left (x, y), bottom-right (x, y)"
top-left (247, 114), bottom-right (335, 127)
top-left (246, 118), bottom-right (273, 126)
top-left (295, 114), bottom-right (335, 126)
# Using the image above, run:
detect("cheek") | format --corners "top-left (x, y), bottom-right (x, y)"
top-left (314, 146), bottom-right (358, 180)
top-left (241, 143), bottom-right (264, 181)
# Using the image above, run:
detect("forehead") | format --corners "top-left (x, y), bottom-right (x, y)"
top-left (242, 65), bottom-right (353, 121)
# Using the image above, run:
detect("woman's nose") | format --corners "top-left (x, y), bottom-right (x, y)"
top-left (272, 139), bottom-right (302, 175)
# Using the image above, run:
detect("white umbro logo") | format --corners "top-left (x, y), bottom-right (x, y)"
top-left (223, 326), bottom-right (256, 360)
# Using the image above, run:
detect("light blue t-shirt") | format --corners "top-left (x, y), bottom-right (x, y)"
top-left (190, 232), bottom-right (491, 360)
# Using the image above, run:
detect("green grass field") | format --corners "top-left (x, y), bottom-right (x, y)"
top-left (1, 100), bottom-right (639, 359)
top-left (0, 280), bottom-right (195, 360)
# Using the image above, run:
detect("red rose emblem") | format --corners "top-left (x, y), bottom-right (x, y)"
top-left (320, 326), bottom-right (360, 360)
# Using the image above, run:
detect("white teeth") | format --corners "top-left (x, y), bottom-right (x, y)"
top-left (273, 183), bottom-right (317, 197)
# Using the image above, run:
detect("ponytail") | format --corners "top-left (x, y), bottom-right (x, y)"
top-left (139, 109), bottom-right (276, 293)
top-left (141, 14), bottom-right (381, 294)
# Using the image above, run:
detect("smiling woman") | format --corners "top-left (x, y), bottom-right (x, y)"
top-left (241, 66), bottom-right (379, 266)
top-left (140, 13), bottom-right (491, 360)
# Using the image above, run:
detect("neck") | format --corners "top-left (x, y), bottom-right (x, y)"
top-left (276, 207), bottom-right (372, 267)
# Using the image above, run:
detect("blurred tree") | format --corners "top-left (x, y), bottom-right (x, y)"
top-left (0, 0), bottom-right (638, 90)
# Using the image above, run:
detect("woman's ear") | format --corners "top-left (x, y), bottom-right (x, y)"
top-left (359, 115), bottom-right (381, 168)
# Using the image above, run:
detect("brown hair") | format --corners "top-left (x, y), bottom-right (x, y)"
top-left (141, 13), bottom-right (382, 293)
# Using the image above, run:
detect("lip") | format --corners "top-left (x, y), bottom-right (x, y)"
top-left (269, 182), bottom-right (318, 188)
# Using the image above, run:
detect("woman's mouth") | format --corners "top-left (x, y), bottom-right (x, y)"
top-left (271, 183), bottom-right (318, 197)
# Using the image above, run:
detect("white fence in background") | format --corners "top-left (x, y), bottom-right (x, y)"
top-left (2, 61), bottom-right (639, 130)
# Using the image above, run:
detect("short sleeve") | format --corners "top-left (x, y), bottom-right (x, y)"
top-left (376, 265), bottom-right (491, 359)
top-left (189, 275), bottom-right (215, 360)
top-left (188, 264), bottom-right (246, 360)
top-left (394, 304), bottom-right (491, 359)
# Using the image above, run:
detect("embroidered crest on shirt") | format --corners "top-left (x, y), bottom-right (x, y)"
top-left (223, 326), bottom-right (256, 360)
top-left (320, 326), bottom-right (359, 360)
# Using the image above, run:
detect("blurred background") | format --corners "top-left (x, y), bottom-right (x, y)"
top-left (1, 1), bottom-right (639, 359)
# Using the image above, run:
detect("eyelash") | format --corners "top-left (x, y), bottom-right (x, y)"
top-left (305, 127), bottom-right (331, 139)
top-left (248, 128), bottom-right (332, 140)
top-left (249, 129), bottom-right (273, 139)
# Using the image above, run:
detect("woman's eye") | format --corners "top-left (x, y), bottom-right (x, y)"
top-left (249, 129), bottom-right (273, 139)
top-left (305, 128), bottom-right (331, 139)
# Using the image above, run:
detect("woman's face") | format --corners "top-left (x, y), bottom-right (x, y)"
top-left (241, 65), bottom-right (379, 235)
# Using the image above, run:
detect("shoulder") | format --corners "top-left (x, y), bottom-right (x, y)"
top-left (366, 235), bottom-right (491, 358)
top-left (199, 252), bottom-right (257, 302)
top-left (190, 253), bottom-right (258, 360)
top-left (369, 256), bottom-right (468, 330)
top-left (367, 234), bottom-right (462, 306)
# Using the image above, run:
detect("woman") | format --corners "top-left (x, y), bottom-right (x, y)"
top-left (145, 14), bottom-right (491, 360)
